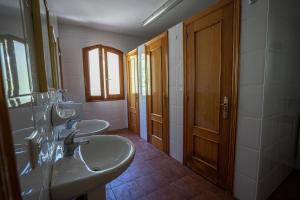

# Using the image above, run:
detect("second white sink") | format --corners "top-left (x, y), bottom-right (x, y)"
top-left (75, 119), bottom-right (110, 137)
top-left (60, 119), bottom-right (110, 139)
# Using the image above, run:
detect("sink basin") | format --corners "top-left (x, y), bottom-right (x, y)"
top-left (51, 135), bottom-right (135, 200)
top-left (60, 119), bottom-right (110, 139)
top-left (76, 119), bottom-right (110, 137)
top-left (80, 135), bottom-right (132, 171)
top-left (51, 102), bottom-right (77, 126)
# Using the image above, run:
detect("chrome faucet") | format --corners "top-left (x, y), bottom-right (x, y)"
top-left (64, 129), bottom-right (89, 156)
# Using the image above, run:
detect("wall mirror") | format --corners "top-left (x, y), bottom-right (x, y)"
top-left (39, 0), bottom-right (53, 89)
top-left (0, 0), bottom-right (39, 107)
top-left (49, 25), bottom-right (61, 89)
top-left (0, 0), bottom-right (54, 107)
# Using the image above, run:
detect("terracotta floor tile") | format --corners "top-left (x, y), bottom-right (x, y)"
top-left (171, 175), bottom-right (206, 198)
top-left (268, 170), bottom-right (300, 200)
top-left (144, 156), bottom-right (172, 171)
top-left (109, 176), bottom-right (128, 188)
top-left (135, 148), bottom-right (164, 161)
top-left (191, 190), bottom-right (234, 200)
top-left (191, 191), bottom-right (223, 200)
top-left (154, 166), bottom-right (186, 183)
top-left (106, 129), bottom-right (234, 200)
top-left (146, 185), bottom-right (187, 200)
top-left (112, 180), bottom-right (147, 200)
top-left (137, 172), bottom-right (171, 192)
top-left (106, 189), bottom-right (116, 200)
top-left (118, 166), bottom-right (144, 182)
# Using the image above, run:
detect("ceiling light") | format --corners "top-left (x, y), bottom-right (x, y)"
top-left (143, 0), bottom-right (183, 26)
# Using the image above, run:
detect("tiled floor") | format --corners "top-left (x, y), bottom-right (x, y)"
top-left (268, 170), bottom-right (300, 200)
top-left (105, 129), bottom-right (234, 200)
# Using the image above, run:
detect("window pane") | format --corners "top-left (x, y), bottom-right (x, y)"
top-left (107, 52), bottom-right (120, 95)
top-left (0, 41), bottom-right (9, 96)
top-left (88, 48), bottom-right (101, 96)
top-left (13, 40), bottom-right (31, 96)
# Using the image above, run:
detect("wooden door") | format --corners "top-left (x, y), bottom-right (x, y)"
top-left (145, 33), bottom-right (169, 153)
top-left (184, 0), bottom-right (239, 189)
top-left (126, 49), bottom-right (139, 134)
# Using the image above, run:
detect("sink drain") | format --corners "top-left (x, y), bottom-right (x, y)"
top-left (92, 167), bottom-right (101, 172)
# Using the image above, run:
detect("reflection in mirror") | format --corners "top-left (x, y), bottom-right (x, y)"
top-left (0, 36), bottom-right (32, 104)
top-left (0, 0), bottom-right (38, 107)
top-left (49, 26), bottom-right (61, 89)
top-left (39, 0), bottom-right (53, 89)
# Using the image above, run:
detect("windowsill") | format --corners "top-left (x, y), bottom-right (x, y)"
top-left (85, 97), bottom-right (125, 103)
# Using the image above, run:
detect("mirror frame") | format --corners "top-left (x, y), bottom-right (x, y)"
top-left (31, 0), bottom-right (50, 92)
top-left (49, 25), bottom-right (60, 89)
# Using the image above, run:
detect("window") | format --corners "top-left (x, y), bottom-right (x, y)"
top-left (83, 45), bottom-right (124, 101)
top-left (0, 35), bottom-right (33, 107)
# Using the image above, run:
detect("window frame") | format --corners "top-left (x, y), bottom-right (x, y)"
top-left (82, 44), bottom-right (124, 102)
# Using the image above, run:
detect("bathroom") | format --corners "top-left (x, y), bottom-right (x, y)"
top-left (0, 0), bottom-right (300, 200)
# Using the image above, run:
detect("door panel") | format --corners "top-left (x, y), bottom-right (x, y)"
top-left (126, 49), bottom-right (139, 134)
top-left (185, 1), bottom-right (235, 189)
top-left (194, 22), bottom-right (221, 132)
top-left (151, 47), bottom-right (163, 118)
top-left (145, 33), bottom-right (169, 153)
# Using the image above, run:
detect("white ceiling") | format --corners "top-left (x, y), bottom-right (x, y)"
top-left (0, 0), bottom-right (21, 16)
top-left (48, 0), bottom-right (216, 38)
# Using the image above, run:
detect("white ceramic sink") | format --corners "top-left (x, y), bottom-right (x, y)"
top-left (51, 135), bottom-right (135, 200)
top-left (51, 102), bottom-right (77, 126)
top-left (60, 119), bottom-right (110, 139)
top-left (76, 119), bottom-right (110, 137)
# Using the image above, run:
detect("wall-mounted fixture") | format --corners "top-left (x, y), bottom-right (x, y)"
top-left (25, 131), bottom-right (42, 169)
top-left (249, 0), bottom-right (257, 5)
top-left (143, 0), bottom-right (183, 26)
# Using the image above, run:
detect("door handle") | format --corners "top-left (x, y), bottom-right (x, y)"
top-left (220, 96), bottom-right (229, 119)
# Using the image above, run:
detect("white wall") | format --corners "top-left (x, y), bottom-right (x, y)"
top-left (168, 23), bottom-right (184, 163)
top-left (58, 23), bottom-right (144, 130)
top-left (234, 0), bottom-right (300, 200)
top-left (257, 0), bottom-right (300, 199)
top-left (137, 45), bottom-right (148, 141)
top-left (234, 0), bottom-right (268, 199)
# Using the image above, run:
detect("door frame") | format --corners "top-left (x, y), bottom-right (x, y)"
top-left (183, 0), bottom-right (240, 191)
top-left (145, 32), bottom-right (169, 154)
top-left (0, 63), bottom-right (22, 199)
top-left (126, 48), bottom-right (140, 134)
